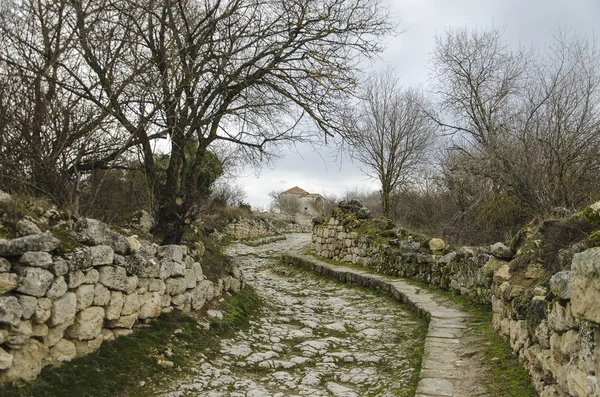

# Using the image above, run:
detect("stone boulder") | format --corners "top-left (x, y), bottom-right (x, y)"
top-left (19, 251), bottom-right (53, 268)
top-left (429, 238), bottom-right (446, 252)
top-left (550, 271), bottom-right (571, 300)
top-left (16, 219), bottom-right (42, 236)
top-left (98, 265), bottom-right (128, 291)
top-left (49, 292), bottom-right (77, 327)
top-left (0, 273), bottom-right (18, 294)
top-left (50, 339), bottom-right (77, 362)
top-left (71, 218), bottom-right (129, 255)
top-left (571, 248), bottom-right (600, 323)
top-left (68, 306), bottom-right (105, 340)
top-left (16, 266), bottom-right (54, 297)
top-left (0, 296), bottom-right (23, 326)
top-left (490, 242), bottom-right (513, 259)
top-left (0, 233), bottom-right (59, 256)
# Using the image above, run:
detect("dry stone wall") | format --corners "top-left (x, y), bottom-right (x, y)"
top-left (0, 216), bottom-right (242, 382)
top-left (312, 204), bottom-right (600, 397)
top-left (225, 213), bottom-right (312, 239)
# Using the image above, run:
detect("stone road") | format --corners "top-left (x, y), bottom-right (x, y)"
top-left (156, 234), bottom-right (426, 397)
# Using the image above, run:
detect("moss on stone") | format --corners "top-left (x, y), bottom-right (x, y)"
top-left (51, 225), bottom-right (82, 254)
top-left (587, 230), bottom-right (600, 248)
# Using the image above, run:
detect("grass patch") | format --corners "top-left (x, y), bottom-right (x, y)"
top-left (0, 287), bottom-right (263, 397)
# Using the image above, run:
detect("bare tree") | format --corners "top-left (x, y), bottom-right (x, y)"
top-left (346, 69), bottom-right (436, 216)
top-left (67, 0), bottom-right (394, 241)
top-left (432, 27), bottom-right (600, 224)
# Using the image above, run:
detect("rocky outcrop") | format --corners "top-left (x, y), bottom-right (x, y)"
top-left (0, 197), bottom-right (243, 383)
top-left (312, 201), bottom-right (600, 397)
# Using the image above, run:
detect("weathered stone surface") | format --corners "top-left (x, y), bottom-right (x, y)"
top-left (3, 339), bottom-right (48, 381)
top-left (138, 292), bottom-right (161, 319)
top-left (0, 346), bottom-right (13, 370)
top-left (192, 262), bottom-right (203, 282)
top-left (75, 284), bottom-right (95, 310)
top-left (494, 264), bottom-right (511, 283)
top-left (0, 257), bottom-right (11, 272)
top-left (16, 219), bottom-right (41, 236)
top-left (184, 268), bottom-right (196, 289)
top-left (105, 313), bottom-right (137, 329)
top-left (125, 275), bottom-right (138, 295)
top-left (129, 210), bottom-right (154, 233)
top-left (72, 334), bottom-right (103, 357)
top-left (49, 257), bottom-right (68, 276)
top-left (157, 245), bottom-right (187, 263)
top-left (46, 276), bottom-right (68, 299)
top-left (127, 236), bottom-right (141, 252)
top-left (71, 218), bottom-right (129, 255)
top-left (19, 251), bottom-right (52, 268)
top-left (0, 233), bottom-right (59, 256)
top-left (490, 242), bottom-right (513, 259)
top-left (550, 271), bottom-right (571, 300)
top-left (98, 265), bottom-right (128, 291)
top-left (0, 296), bottom-right (23, 326)
top-left (67, 269), bottom-right (85, 289)
top-left (50, 339), bottom-right (77, 362)
top-left (33, 298), bottom-right (52, 324)
top-left (16, 266), bottom-right (54, 297)
top-left (49, 292), bottom-right (77, 327)
top-left (105, 291), bottom-right (124, 320)
top-left (121, 292), bottom-right (140, 316)
top-left (165, 277), bottom-right (186, 296)
top-left (84, 268), bottom-right (100, 284)
top-left (429, 238), bottom-right (445, 252)
top-left (67, 306), bottom-right (105, 340)
top-left (31, 323), bottom-right (48, 337)
top-left (89, 245), bottom-right (114, 266)
top-left (93, 284), bottom-right (111, 306)
top-left (571, 249), bottom-right (600, 323)
top-left (0, 272), bottom-right (18, 294)
top-left (18, 295), bottom-right (37, 320)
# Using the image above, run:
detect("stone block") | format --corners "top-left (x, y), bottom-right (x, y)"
top-left (105, 313), bottom-right (137, 329)
top-left (50, 339), bottom-right (76, 362)
top-left (3, 339), bottom-right (48, 381)
top-left (184, 269), bottom-right (196, 289)
top-left (0, 296), bottom-right (23, 327)
top-left (571, 249), bottom-right (600, 323)
top-left (121, 292), bottom-right (140, 316)
top-left (70, 218), bottom-right (129, 255)
top-left (0, 346), bottom-right (13, 370)
top-left (89, 245), bottom-right (115, 266)
top-left (98, 265), bottom-right (128, 291)
top-left (18, 295), bottom-right (37, 320)
top-left (19, 251), bottom-right (52, 268)
top-left (33, 298), bottom-right (52, 324)
top-left (46, 276), bottom-right (68, 299)
top-left (67, 269), bottom-right (86, 289)
top-left (67, 306), bottom-right (105, 340)
top-left (16, 266), bottom-right (54, 297)
top-left (105, 291), bottom-right (124, 320)
top-left (138, 292), bottom-right (161, 319)
top-left (75, 284), bottom-right (95, 311)
top-left (0, 233), bottom-right (59, 256)
top-left (549, 271), bottom-right (571, 300)
top-left (93, 284), bottom-right (111, 306)
top-left (49, 292), bottom-right (77, 327)
top-left (165, 277), bottom-right (186, 296)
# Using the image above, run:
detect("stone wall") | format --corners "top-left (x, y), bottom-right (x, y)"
top-left (0, 217), bottom-right (242, 382)
top-left (225, 213), bottom-right (312, 239)
top-left (312, 204), bottom-right (600, 397)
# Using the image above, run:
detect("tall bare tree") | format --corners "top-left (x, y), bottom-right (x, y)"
top-left (346, 69), bottom-right (436, 216)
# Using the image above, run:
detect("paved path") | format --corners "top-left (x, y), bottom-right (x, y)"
top-left (156, 234), bottom-right (427, 397)
top-left (280, 236), bottom-right (490, 397)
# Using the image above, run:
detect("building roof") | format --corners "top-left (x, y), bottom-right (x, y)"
top-left (281, 186), bottom-right (309, 195)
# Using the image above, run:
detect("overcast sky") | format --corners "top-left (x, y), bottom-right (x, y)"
top-left (233, 0), bottom-right (600, 210)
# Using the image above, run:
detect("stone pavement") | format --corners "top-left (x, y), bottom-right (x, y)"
top-left (283, 249), bottom-right (488, 397)
top-left (155, 234), bottom-right (427, 397)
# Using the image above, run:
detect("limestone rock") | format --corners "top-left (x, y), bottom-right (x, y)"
top-left (64, 248), bottom-right (93, 270)
top-left (482, 257), bottom-right (506, 278)
top-left (0, 233), bottom-right (59, 256)
top-left (127, 236), bottom-right (142, 252)
top-left (98, 265), bottom-right (128, 291)
top-left (75, 284), bottom-right (95, 311)
top-left (490, 242), bottom-right (513, 259)
top-left (68, 306), bottom-right (104, 340)
top-left (93, 284), bottom-right (111, 306)
top-left (50, 339), bottom-right (77, 362)
top-left (0, 272), bottom-right (18, 294)
top-left (84, 268), bottom-right (100, 284)
top-left (16, 266), bottom-right (54, 297)
top-left (89, 245), bottom-right (114, 266)
top-left (525, 262), bottom-right (545, 279)
top-left (165, 277), bottom-right (186, 296)
top-left (67, 269), bottom-right (86, 289)
top-left (16, 219), bottom-right (42, 236)
top-left (571, 248), bottom-right (600, 323)
top-left (105, 313), bottom-right (137, 329)
top-left (18, 295), bottom-right (37, 320)
top-left (157, 245), bottom-right (187, 263)
top-left (4, 339), bottom-right (49, 381)
top-left (0, 189), bottom-right (11, 203)
top-left (125, 276), bottom-right (138, 295)
top-left (46, 276), bottom-right (68, 299)
top-left (0, 296), bottom-right (23, 326)
top-left (0, 346), bottom-right (14, 370)
top-left (49, 257), bottom-right (68, 276)
top-left (70, 218), bottom-right (129, 255)
top-left (550, 271), bottom-right (571, 300)
top-left (192, 262), bottom-right (203, 282)
top-left (49, 292), bottom-right (77, 327)
top-left (184, 268), bottom-right (196, 289)
top-left (19, 251), bottom-right (52, 268)
top-left (129, 210), bottom-right (154, 233)
top-left (0, 257), bottom-right (10, 272)
top-left (138, 292), bottom-right (161, 319)
top-left (121, 292), bottom-right (140, 316)
top-left (72, 334), bottom-right (103, 357)
top-left (33, 298), bottom-right (52, 324)
top-left (429, 238), bottom-right (445, 252)
top-left (105, 291), bottom-right (124, 320)
top-left (31, 323), bottom-right (48, 337)
top-left (494, 264), bottom-right (511, 283)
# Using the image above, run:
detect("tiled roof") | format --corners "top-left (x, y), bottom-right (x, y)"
top-left (281, 186), bottom-right (309, 195)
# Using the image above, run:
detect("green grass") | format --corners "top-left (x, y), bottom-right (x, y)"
top-left (0, 287), bottom-right (263, 397)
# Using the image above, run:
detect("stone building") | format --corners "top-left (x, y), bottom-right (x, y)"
top-left (280, 186), bottom-right (324, 216)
